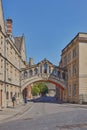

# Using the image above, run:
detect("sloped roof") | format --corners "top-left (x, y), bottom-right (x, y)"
top-left (14, 36), bottom-right (23, 52)
top-left (37, 58), bottom-right (53, 66)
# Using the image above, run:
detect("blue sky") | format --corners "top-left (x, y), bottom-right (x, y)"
top-left (2, 0), bottom-right (87, 65)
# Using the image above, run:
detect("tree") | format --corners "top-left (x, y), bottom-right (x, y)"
top-left (31, 85), bottom-right (40, 96)
top-left (32, 82), bottom-right (48, 96)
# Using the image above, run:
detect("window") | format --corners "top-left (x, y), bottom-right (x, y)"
top-left (73, 84), bottom-right (76, 96)
top-left (40, 66), bottom-right (42, 73)
top-left (73, 48), bottom-right (76, 58)
top-left (34, 68), bottom-right (38, 75)
top-left (29, 70), bottom-right (33, 76)
top-left (52, 69), bottom-right (57, 76)
top-left (15, 92), bottom-right (17, 97)
top-left (73, 64), bottom-right (77, 76)
top-left (68, 68), bottom-right (71, 78)
top-left (24, 71), bottom-right (28, 78)
top-left (68, 85), bottom-right (71, 96)
top-left (1, 59), bottom-right (3, 68)
top-left (58, 71), bottom-right (60, 78)
top-left (62, 72), bottom-right (65, 80)
top-left (68, 52), bottom-right (71, 62)
top-left (6, 91), bottom-right (9, 99)
top-left (10, 92), bottom-right (13, 99)
top-left (44, 63), bottom-right (47, 73)
top-left (63, 56), bottom-right (67, 66)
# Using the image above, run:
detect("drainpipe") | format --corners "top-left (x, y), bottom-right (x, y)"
top-left (4, 37), bottom-right (7, 107)
top-left (0, 89), bottom-right (2, 109)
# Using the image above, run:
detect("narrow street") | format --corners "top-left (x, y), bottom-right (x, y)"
top-left (0, 96), bottom-right (87, 130)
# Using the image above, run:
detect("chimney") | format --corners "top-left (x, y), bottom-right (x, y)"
top-left (29, 57), bottom-right (34, 66)
top-left (6, 18), bottom-right (13, 36)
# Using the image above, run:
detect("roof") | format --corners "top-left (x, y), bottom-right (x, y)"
top-left (37, 58), bottom-right (53, 66)
top-left (14, 36), bottom-right (23, 52)
top-left (62, 32), bottom-right (87, 53)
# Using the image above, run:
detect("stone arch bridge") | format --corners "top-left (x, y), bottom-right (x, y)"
top-left (21, 58), bottom-right (67, 100)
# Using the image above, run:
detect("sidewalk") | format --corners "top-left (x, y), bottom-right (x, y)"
top-left (58, 103), bottom-right (87, 109)
top-left (0, 102), bottom-right (33, 123)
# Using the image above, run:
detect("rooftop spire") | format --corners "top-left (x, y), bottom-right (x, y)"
top-left (0, 0), bottom-right (5, 33)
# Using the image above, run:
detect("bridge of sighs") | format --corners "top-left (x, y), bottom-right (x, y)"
top-left (21, 58), bottom-right (67, 100)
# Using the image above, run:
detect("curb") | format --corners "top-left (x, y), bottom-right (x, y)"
top-left (0, 102), bottom-right (33, 124)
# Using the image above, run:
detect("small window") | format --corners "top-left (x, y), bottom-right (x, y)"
top-left (10, 92), bottom-right (13, 99)
top-left (52, 69), bottom-right (57, 76)
top-left (68, 52), bottom-right (71, 62)
top-left (73, 84), bottom-right (76, 96)
top-left (73, 64), bottom-right (77, 76)
top-left (29, 70), bottom-right (33, 76)
top-left (34, 68), bottom-right (38, 75)
top-left (68, 85), bottom-right (71, 96)
top-left (73, 49), bottom-right (76, 58)
top-left (24, 71), bottom-right (27, 78)
top-left (6, 91), bottom-right (9, 99)
top-left (63, 56), bottom-right (67, 66)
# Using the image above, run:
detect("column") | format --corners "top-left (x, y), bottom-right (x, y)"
top-left (26, 85), bottom-right (32, 100)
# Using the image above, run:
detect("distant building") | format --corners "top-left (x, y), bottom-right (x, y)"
top-left (0, 0), bottom-right (26, 107)
top-left (60, 33), bottom-right (87, 103)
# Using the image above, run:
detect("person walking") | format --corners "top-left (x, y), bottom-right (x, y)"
top-left (12, 95), bottom-right (16, 108)
top-left (24, 96), bottom-right (27, 105)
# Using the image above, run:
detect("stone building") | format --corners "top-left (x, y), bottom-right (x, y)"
top-left (0, 0), bottom-right (26, 108)
top-left (60, 33), bottom-right (87, 103)
top-left (1, 0), bottom-right (87, 106)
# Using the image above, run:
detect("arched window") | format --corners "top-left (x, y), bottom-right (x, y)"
top-left (44, 63), bottom-right (47, 73)
top-left (62, 72), bottom-right (65, 80)
top-left (10, 92), bottom-right (13, 99)
top-left (24, 71), bottom-right (27, 78)
top-left (29, 70), bottom-right (33, 77)
top-left (6, 91), bottom-right (9, 99)
top-left (49, 66), bottom-right (51, 73)
top-left (52, 69), bottom-right (57, 76)
top-left (58, 71), bottom-right (60, 78)
top-left (15, 92), bottom-right (17, 97)
top-left (40, 66), bottom-right (42, 73)
top-left (34, 68), bottom-right (38, 75)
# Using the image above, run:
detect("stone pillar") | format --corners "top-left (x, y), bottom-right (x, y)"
top-left (47, 65), bottom-right (49, 74)
top-left (26, 85), bottom-right (32, 100)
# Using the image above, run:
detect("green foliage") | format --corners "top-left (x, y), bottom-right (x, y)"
top-left (31, 82), bottom-right (48, 96)
top-left (31, 85), bottom-right (40, 96)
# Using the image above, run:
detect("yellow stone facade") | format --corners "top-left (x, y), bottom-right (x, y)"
top-left (60, 33), bottom-right (87, 104)
top-left (0, 0), bottom-right (26, 108)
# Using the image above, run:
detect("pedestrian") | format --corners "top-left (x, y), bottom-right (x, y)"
top-left (12, 95), bottom-right (16, 108)
top-left (24, 97), bottom-right (27, 105)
